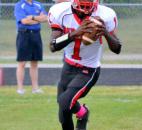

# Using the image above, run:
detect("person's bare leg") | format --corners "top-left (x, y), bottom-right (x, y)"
top-left (16, 61), bottom-right (26, 94)
top-left (30, 61), bottom-right (39, 90)
top-left (30, 61), bottom-right (43, 93)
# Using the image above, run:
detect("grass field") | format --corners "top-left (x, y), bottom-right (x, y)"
top-left (0, 86), bottom-right (142, 130)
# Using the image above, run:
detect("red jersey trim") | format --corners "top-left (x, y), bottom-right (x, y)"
top-left (73, 14), bottom-right (89, 25)
top-left (65, 57), bottom-right (83, 68)
top-left (51, 24), bottom-right (63, 30)
top-left (73, 13), bottom-right (82, 25)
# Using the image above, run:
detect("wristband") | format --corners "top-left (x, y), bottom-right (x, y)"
top-left (56, 33), bottom-right (69, 44)
top-left (50, 33), bottom-right (72, 52)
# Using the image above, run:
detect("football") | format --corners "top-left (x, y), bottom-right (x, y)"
top-left (82, 17), bottom-right (102, 46)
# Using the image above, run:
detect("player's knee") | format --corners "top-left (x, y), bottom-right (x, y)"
top-left (58, 95), bottom-right (71, 111)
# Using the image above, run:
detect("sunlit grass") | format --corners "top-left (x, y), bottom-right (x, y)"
top-left (0, 86), bottom-right (142, 130)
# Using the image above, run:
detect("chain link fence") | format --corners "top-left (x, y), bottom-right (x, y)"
top-left (0, 3), bottom-right (53, 19)
top-left (0, 2), bottom-right (142, 19)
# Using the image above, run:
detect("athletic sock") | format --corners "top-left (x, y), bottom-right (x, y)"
top-left (76, 105), bottom-right (87, 119)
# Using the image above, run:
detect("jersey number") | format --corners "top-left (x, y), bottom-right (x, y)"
top-left (64, 27), bottom-right (82, 60)
top-left (72, 39), bottom-right (81, 60)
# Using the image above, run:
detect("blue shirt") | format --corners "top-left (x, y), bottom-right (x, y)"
top-left (14, 0), bottom-right (47, 30)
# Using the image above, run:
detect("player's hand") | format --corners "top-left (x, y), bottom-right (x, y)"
top-left (94, 18), bottom-right (108, 37)
top-left (70, 19), bottom-right (94, 39)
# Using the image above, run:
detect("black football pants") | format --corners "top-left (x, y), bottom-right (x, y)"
top-left (57, 62), bottom-right (100, 130)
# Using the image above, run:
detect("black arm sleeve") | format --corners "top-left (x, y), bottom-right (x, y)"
top-left (50, 33), bottom-right (73, 52)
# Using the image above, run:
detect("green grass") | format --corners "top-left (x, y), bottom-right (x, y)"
top-left (0, 86), bottom-right (142, 130)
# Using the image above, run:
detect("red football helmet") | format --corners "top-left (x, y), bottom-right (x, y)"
top-left (71, 0), bottom-right (99, 14)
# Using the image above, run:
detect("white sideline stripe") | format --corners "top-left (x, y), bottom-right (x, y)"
top-left (1, 54), bottom-right (142, 60)
top-left (0, 56), bottom-right (62, 60)
top-left (113, 98), bottom-right (136, 103)
top-left (102, 64), bottom-right (142, 68)
top-left (0, 64), bottom-right (63, 68)
top-left (0, 64), bottom-right (142, 69)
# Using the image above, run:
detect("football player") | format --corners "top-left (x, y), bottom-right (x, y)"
top-left (48, 0), bottom-right (122, 130)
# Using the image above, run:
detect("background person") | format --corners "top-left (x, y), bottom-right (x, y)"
top-left (14, 0), bottom-right (48, 94)
top-left (48, 0), bottom-right (122, 130)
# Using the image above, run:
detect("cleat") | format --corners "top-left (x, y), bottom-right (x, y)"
top-left (76, 105), bottom-right (89, 130)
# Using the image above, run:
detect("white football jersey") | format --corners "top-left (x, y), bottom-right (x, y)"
top-left (48, 2), bottom-right (118, 68)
